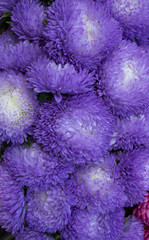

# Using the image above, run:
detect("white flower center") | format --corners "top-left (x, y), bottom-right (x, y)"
top-left (113, 0), bottom-right (139, 14)
top-left (82, 15), bottom-right (99, 43)
top-left (71, 1), bottom-right (100, 55)
top-left (121, 61), bottom-right (139, 88)
top-left (0, 84), bottom-right (33, 125)
top-left (79, 166), bottom-right (112, 193)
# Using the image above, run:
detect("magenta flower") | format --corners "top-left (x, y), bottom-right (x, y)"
top-left (133, 193), bottom-right (149, 225)
top-left (144, 225), bottom-right (149, 240)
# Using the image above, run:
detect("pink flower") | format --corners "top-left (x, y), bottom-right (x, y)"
top-left (144, 225), bottom-right (149, 240)
top-left (133, 193), bottom-right (149, 225)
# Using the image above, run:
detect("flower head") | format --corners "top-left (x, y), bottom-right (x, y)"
top-left (0, 40), bottom-right (43, 72)
top-left (27, 55), bottom-right (95, 101)
top-left (119, 216), bottom-right (144, 240)
top-left (33, 93), bottom-right (115, 164)
top-left (0, 165), bottom-right (26, 235)
top-left (107, 0), bottom-right (149, 40)
top-left (110, 114), bottom-right (149, 151)
top-left (61, 207), bottom-right (124, 240)
top-left (117, 148), bottom-right (149, 206)
top-left (133, 193), bottom-right (149, 225)
top-left (100, 40), bottom-right (149, 117)
top-left (0, 30), bottom-right (18, 48)
top-left (3, 143), bottom-right (74, 188)
top-left (0, 0), bottom-right (18, 15)
top-left (144, 225), bottom-right (149, 240)
top-left (26, 186), bottom-right (71, 233)
top-left (0, 71), bottom-right (38, 144)
top-left (15, 227), bottom-right (54, 240)
top-left (65, 155), bottom-right (127, 212)
top-left (44, 0), bottom-right (122, 69)
top-left (11, 0), bottom-right (45, 40)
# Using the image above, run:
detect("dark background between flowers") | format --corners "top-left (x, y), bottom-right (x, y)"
top-left (0, 0), bottom-right (137, 239)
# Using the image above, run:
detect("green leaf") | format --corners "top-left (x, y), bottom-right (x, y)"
top-left (38, 92), bottom-right (53, 102)
top-left (6, 21), bottom-right (12, 25)
top-left (48, 232), bottom-right (61, 239)
top-left (24, 136), bottom-right (31, 148)
top-left (40, 0), bottom-right (54, 6)
top-left (48, 0), bottom-right (54, 5)
top-left (115, 159), bottom-right (120, 164)
top-left (43, 18), bottom-right (48, 25)
top-left (2, 12), bottom-right (11, 18)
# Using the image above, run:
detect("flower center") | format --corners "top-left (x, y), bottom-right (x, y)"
top-left (121, 61), bottom-right (139, 89)
top-left (70, 2), bottom-right (101, 55)
top-left (82, 14), bottom-right (99, 44)
top-left (0, 84), bottom-right (32, 125)
top-left (79, 165), bottom-right (112, 193)
top-left (58, 109), bottom-right (96, 144)
top-left (113, 0), bottom-right (140, 16)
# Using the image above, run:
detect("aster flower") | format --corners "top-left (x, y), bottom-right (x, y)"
top-left (11, 0), bottom-right (45, 40)
top-left (15, 227), bottom-right (54, 240)
top-left (107, 0), bottom-right (149, 41)
top-left (0, 165), bottom-right (26, 235)
top-left (33, 93), bottom-right (115, 165)
top-left (100, 40), bottom-right (149, 117)
top-left (27, 55), bottom-right (95, 102)
top-left (65, 154), bottom-right (127, 212)
top-left (144, 225), bottom-right (149, 240)
top-left (0, 0), bottom-right (18, 15)
top-left (110, 114), bottom-right (149, 151)
top-left (119, 216), bottom-right (144, 240)
top-left (25, 186), bottom-right (71, 233)
top-left (44, 0), bottom-right (122, 69)
top-left (117, 148), bottom-right (149, 206)
top-left (3, 143), bottom-right (74, 188)
top-left (0, 40), bottom-right (43, 72)
top-left (0, 71), bottom-right (38, 144)
top-left (133, 193), bottom-right (149, 226)
top-left (61, 207), bottom-right (124, 240)
top-left (0, 30), bottom-right (18, 48)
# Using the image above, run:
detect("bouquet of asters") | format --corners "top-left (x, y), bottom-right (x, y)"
top-left (0, 0), bottom-right (149, 239)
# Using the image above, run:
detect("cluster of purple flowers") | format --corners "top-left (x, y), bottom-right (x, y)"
top-left (0, 0), bottom-right (149, 239)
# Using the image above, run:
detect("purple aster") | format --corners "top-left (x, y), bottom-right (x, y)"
top-left (117, 148), bottom-right (149, 206)
top-left (33, 93), bottom-right (115, 165)
top-left (0, 164), bottom-right (26, 235)
top-left (0, 71), bottom-right (38, 144)
top-left (11, 0), bottom-right (45, 40)
top-left (27, 55), bottom-right (95, 102)
top-left (0, 40), bottom-right (43, 72)
top-left (44, 0), bottom-right (122, 69)
top-left (110, 114), bottom-right (149, 151)
top-left (61, 207), bottom-right (124, 240)
top-left (120, 216), bottom-right (144, 240)
top-left (0, 30), bottom-right (18, 48)
top-left (100, 40), bottom-right (149, 117)
top-left (65, 154), bottom-right (127, 212)
top-left (15, 227), bottom-right (54, 240)
top-left (25, 186), bottom-right (71, 233)
top-left (3, 143), bottom-right (74, 188)
top-left (0, 0), bottom-right (18, 15)
top-left (107, 0), bottom-right (149, 41)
